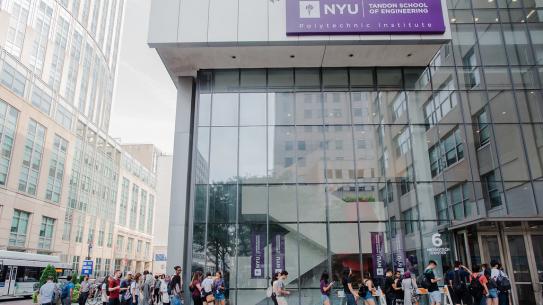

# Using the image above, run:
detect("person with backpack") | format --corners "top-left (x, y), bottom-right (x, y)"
top-left (359, 272), bottom-right (377, 305)
top-left (446, 261), bottom-right (473, 305)
top-left (102, 275), bottom-right (110, 305)
top-left (341, 269), bottom-right (358, 305)
top-left (320, 271), bottom-right (334, 305)
top-left (60, 275), bottom-right (74, 305)
top-left (490, 260), bottom-right (510, 305)
top-left (213, 271), bottom-right (226, 305)
top-left (401, 271), bottom-right (419, 305)
top-left (424, 260), bottom-right (443, 305)
top-left (189, 271), bottom-right (203, 305)
top-left (469, 265), bottom-right (488, 305)
top-left (483, 268), bottom-right (498, 305)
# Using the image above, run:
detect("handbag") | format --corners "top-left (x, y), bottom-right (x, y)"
top-left (410, 279), bottom-right (420, 304)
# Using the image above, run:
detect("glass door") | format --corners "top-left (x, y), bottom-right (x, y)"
top-left (505, 235), bottom-right (536, 305)
top-left (7, 266), bottom-right (17, 295)
top-left (528, 235), bottom-right (543, 305)
top-left (479, 234), bottom-right (503, 264)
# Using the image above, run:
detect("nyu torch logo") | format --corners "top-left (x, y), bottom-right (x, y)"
top-left (299, 1), bottom-right (321, 18)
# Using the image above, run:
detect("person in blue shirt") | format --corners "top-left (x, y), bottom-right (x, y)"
top-left (61, 276), bottom-right (75, 305)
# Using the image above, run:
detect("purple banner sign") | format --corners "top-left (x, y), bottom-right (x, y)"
top-left (392, 236), bottom-right (406, 273)
top-left (371, 232), bottom-right (386, 278)
top-left (287, 0), bottom-right (446, 35)
top-left (251, 231), bottom-right (265, 278)
top-left (271, 234), bottom-right (285, 274)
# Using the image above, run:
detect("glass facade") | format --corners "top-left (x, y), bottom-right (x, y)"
top-left (189, 61), bottom-right (542, 304)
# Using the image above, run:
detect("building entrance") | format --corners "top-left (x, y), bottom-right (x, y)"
top-left (457, 222), bottom-right (543, 305)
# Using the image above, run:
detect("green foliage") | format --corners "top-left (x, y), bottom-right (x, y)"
top-left (39, 264), bottom-right (58, 287)
top-left (71, 283), bottom-right (82, 303)
top-left (342, 196), bottom-right (376, 203)
top-left (71, 272), bottom-right (80, 284)
top-left (32, 291), bottom-right (38, 303)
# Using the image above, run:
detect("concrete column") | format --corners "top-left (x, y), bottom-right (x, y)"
top-left (167, 76), bottom-right (195, 276)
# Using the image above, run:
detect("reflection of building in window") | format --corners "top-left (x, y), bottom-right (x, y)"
top-left (391, 93), bottom-right (407, 122)
top-left (388, 216), bottom-right (397, 238)
top-left (462, 47), bottom-right (481, 89)
top-left (378, 180), bottom-right (394, 205)
top-left (395, 127), bottom-right (411, 157)
top-left (423, 77), bottom-right (458, 128)
top-left (402, 208), bottom-right (417, 234)
top-left (428, 127), bottom-right (464, 177)
top-left (435, 192), bottom-right (448, 225)
top-left (475, 109), bottom-right (491, 147)
top-left (399, 166), bottom-right (414, 196)
top-left (434, 182), bottom-right (472, 224)
top-left (482, 171), bottom-right (502, 209)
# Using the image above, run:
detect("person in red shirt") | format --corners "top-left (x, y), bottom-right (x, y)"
top-left (109, 270), bottom-right (123, 305)
top-left (471, 265), bottom-right (489, 305)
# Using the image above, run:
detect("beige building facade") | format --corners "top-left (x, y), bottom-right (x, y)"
top-left (0, 0), bottom-right (157, 277)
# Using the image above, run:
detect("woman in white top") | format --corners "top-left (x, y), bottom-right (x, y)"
top-left (101, 276), bottom-right (110, 305)
top-left (160, 275), bottom-right (171, 305)
top-left (401, 271), bottom-right (419, 305)
top-left (131, 273), bottom-right (141, 305)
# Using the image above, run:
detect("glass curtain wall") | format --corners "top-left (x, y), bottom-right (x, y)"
top-left (188, 63), bottom-right (533, 305)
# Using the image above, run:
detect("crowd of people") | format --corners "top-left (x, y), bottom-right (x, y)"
top-left (101, 266), bottom-right (184, 305)
top-left (314, 259), bottom-right (512, 305)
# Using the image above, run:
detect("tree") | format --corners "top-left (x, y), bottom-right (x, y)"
top-left (39, 265), bottom-right (58, 286)
top-left (71, 272), bottom-right (80, 284)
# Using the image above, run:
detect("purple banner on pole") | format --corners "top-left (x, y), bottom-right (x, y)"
top-left (392, 236), bottom-right (406, 273)
top-left (286, 0), bottom-right (446, 35)
top-left (271, 234), bottom-right (285, 274)
top-left (251, 231), bottom-right (265, 278)
top-left (371, 232), bottom-right (386, 278)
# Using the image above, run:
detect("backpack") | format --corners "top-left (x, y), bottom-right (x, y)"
top-left (61, 283), bottom-right (71, 299)
top-left (105, 282), bottom-right (111, 296)
top-left (452, 270), bottom-right (467, 293)
top-left (496, 272), bottom-right (511, 292)
top-left (358, 280), bottom-right (369, 296)
top-left (416, 273), bottom-right (429, 289)
top-left (468, 275), bottom-right (484, 299)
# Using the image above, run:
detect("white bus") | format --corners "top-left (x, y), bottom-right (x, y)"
top-left (0, 250), bottom-right (72, 299)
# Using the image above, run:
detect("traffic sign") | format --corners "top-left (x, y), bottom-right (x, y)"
top-left (81, 260), bottom-right (93, 276)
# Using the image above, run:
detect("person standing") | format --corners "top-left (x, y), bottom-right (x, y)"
top-left (79, 276), bottom-right (91, 305)
top-left (384, 269), bottom-right (396, 305)
top-left (170, 266), bottom-right (183, 305)
top-left (141, 271), bottom-right (153, 305)
top-left (393, 271), bottom-right (404, 305)
top-left (214, 271), bottom-right (226, 305)
top-left (447, 261), bottom-right (472, 305)
top-left (153, 275), bottom-right (160, 304)
top-left (39, 276), bottom-right (56, 305)
top-left (109, 271), bottom-right (123, 305)
top-left (131, 273), bottom-right (141, 305)
top-left (61, 275), bottom-right (75, 305)
top-left (319, 271), bottom-right (334, 305)
top-left (341, 269), bottom-right (358, 305)
top-left (424, 260), bottom-right (442, 305)
top-left (470, 265), bottom-right (488, 305)
top-left (120, 273), bottom-right (133, 305)
top-left (101, 275), bottom-right (110, 305)
top-left (401, 272), bottom-right (419, 305)
top-left (274, 271), bottom-right (290, 305)
top-left (490, 261), bottom-right (510, 305)
top-left (201, 272), bottom-right (215, 305)
top-left (270, 272), bottom-right (280, 305)
top-left (484, 268), bottom-right (498, 305)
top-left (190, 271), bottom-right (203, 305)
top-left (160, 275), bottom-right (171, 305)
top-left (359, 272), bottom-right (377, 305)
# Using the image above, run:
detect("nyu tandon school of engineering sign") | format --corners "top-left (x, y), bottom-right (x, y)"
top-left (287, 0), bottom-right (446, 35)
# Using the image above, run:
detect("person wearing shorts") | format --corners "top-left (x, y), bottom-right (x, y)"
top-left (425, 260), bottom-right (443, 305)
top-left (360, 273), bottom-right (376, 305)
top-left (320, 271), bottom-right (333, 305)
top-left (213, 271), bottom-right (226, 305)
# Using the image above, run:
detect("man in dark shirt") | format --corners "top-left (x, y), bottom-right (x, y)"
top-left (171, 266), bottom-right (183, 304)
top-left (424, 260), bottom-right (442, 305)
top-left (109, 270), bottom-right (122, 305)
top-left (384, 269), bottom-right (395, 305)
top-left (446, 261), bottom-right (472, 305)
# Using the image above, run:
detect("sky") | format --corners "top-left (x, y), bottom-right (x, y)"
top-left (109, 0), bottom-right (177, 154)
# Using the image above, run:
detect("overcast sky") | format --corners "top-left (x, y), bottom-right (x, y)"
top-left (110, 0), bottom-right (177, 154)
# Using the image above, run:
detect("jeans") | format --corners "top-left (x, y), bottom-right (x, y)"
top-left (79, 291), bottom-right (90, 305)
top-left (346, 294), bottom-right (356, 305)
top-left (498, 291), bottom-right (509, 305)
top-left (109, 298), bottom-right (121, 305)
top-left (62, 297), bottom-right (71, 305)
